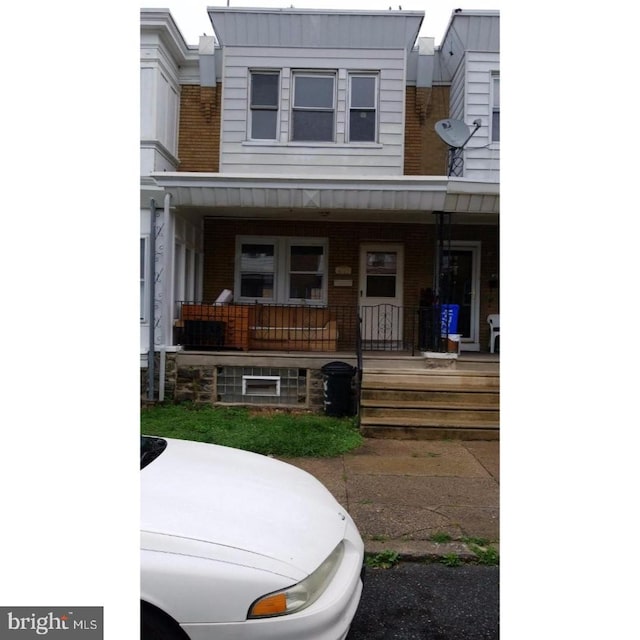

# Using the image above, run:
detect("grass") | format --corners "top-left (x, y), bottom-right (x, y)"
top-left (469, 544), bottom-right (499, 565)
top-left (365, 550), bottom-right (399, 569)
top-left (440, 553), bottom-right (462, 567)
top-left (430, 532), bottom-right (453, 543)
top-left (141, 404), bottom-right (363, 458)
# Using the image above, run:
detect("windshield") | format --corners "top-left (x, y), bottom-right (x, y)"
top-left (140, 436), bottom-right (167, 470)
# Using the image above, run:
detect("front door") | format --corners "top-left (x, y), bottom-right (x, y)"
top-left (359, 243), bottom-right (404, 348)
top-left (439, 242), bottom-right (481, 350)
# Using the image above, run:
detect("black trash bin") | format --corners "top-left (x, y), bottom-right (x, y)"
top-left (321, 361), bottom-right (356, 417)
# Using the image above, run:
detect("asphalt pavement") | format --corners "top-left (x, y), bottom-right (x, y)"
top-left (282, 438), bottom-right (499, 561)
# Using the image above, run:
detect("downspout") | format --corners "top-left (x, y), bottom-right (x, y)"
top-left (158, 191), bottom-right (172, 402)
top-left (147, 199), bottom-right (156, 401)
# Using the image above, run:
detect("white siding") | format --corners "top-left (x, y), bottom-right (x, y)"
top-left (463, 52), bottom-right (499, 182)
top-left (446, 51), bottom-right (499, 182)
top-left (140, 33), bottom-right (182, 176)
top-left (219, 46), bottom-right (408, 176)
top-left (449, 57), bottom-right (466, 122)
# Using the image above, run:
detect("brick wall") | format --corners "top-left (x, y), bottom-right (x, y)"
top-left (206, 219), bottom-right (434, 306)
top-left (177, 85), bottom-right (221, 172)
top-left (176, 84), bottom-right (448, 175)
top-left (201, 219), bottom-right (498, 349)
top-left (404, 86), bottom-right (451, 176)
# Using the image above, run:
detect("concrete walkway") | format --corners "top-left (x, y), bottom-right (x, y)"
top-left (282, 438), bottom-right (499, 561)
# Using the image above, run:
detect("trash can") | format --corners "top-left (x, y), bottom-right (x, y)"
top-left (321, 361), bottom-right (356, 417)
top-left (440, 304), bottom-right (460, 335)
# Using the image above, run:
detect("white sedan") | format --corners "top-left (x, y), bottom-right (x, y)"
top-left (141, 436), bottom-right (364, 640)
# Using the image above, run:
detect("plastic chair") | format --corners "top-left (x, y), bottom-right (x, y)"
top-left (487, 314), bottom-right (500, 353)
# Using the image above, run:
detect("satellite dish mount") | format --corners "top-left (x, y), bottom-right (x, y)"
top-left (434, 118), bottom-right (481, 177)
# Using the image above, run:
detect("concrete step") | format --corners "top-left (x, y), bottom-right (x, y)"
top-left (360, 390), bottom-right (499, 409)
top-left (360, 423), bottom-right (500, 441)
top-left (359, 367), bottom-right (500, 439)
top-left (362, 371), bottom-right (499, 392)
top-left (361, 408), bottom-right (499, 427)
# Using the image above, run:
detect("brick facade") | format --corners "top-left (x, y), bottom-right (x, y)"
top-left (201, 219), bottom-right (498, 349)
top-left (177, 85), bottom-right (221, 172)
top-left (404, 86), bottom-right (451, 176)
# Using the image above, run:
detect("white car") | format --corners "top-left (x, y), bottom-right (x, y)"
top-left (141, 436), bottom-right (364, 640)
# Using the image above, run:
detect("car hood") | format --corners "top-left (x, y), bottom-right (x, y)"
top-left (141, 438), bottom-right (348, 577)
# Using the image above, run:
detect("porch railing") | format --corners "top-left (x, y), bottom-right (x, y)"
top-left (175, 302), bottom-right (454, 354)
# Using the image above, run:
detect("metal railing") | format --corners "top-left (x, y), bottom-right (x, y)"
top-left (175, 302), bottom-right (453, 354)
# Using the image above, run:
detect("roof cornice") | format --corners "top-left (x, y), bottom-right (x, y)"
top-left (140, 9), bottom-right (196, 63)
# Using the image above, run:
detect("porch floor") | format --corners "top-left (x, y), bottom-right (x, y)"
top-left (174, 347), bottom-right (499, 372)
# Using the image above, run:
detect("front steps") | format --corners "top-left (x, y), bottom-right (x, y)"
top-left (359, 368), bottom-right (499, 440)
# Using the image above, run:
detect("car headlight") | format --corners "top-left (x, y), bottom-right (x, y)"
top-left (248, 541), bottom-right (344, 619)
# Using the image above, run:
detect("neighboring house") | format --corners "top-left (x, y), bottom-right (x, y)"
top-left (140, 6), bottom-right (499, 408)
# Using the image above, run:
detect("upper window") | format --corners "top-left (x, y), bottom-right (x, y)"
top-left (348, 74), bottom-right (378, 142)
top-left (250, 71), bottom-right (279, 140)
top-left (291, 73), bottom-right (335, 142)
top-left (491, 74), bottom-right (500, 143)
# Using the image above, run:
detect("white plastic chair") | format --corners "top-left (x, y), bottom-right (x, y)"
top-left (487, 314), bottom-right (500, 353)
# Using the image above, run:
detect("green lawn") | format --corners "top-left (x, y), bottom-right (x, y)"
top-left (141, 404), bottom-right (363, 458)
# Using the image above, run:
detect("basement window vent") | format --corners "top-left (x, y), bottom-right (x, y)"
top-left (242, 375), bottom-right (281, 397)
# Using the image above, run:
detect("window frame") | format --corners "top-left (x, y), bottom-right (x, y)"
top-left (237, 238), bottom-right (278, 303)
top-left (235, 236), bottom-right (328, 305)
top-left (140, 237), bottom-right (148, 322)
top-left (287, 240), bottom-right (327, 303)
top-left (249, 70), bottom-right (280, 141)
top-left (291, 71), bottom-right (336, 142)
top-left (490, 73), bottom-right (500, 144)
top-left (347, 73), bottom-right (379, 143)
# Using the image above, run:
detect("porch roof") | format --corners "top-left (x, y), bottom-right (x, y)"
top-left (149, 172), bottom-right (499, 222)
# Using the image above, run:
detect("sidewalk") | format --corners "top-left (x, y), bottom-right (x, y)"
top-left (282, 438), bottom-right (499, 561)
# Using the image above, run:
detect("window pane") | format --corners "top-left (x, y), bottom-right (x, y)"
top-left (240, 244), bottom-right (274, 272)
top-left (140, 238), bottom-right (146, 279)
top-left (492, 111), bottom-right (500, 142)
top-left (290, 245), bottom-right (323, 271)
top-left (349, 110), bottom-right (376, 141)
top-left (251, 110), bottom-right (277, 139)
top-left (251, 73), bottom-right (278, 107)
top-left (351, 76), bottom-right (375, 108)
top-left (241, 273), bottom-right (274, 298)
top-left (366, 275), bottom-right (396, 298)
top-left (367, 251), bottom-right (397, 274)
top-left (491, 76), bottom-right (500, 143)
top-left (292, 110), bottom-right (334, 141)
top-left (290, 274), bottom-right (323, 299)
top-left (294, 76), bottom-right (334, 108)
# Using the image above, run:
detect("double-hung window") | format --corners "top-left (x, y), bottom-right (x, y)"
top-left (291, 73), bottom-right (335, 142)
top-left (348, 74), bottom-right (378, 142)
top-left (288, 244), bottom-right (325, 301)
top-left (491, 73), bottom-right (500, 143)
top-left (239, 242), bottom-right (276, 300)
top-left (250, 71), bottom-right (279, 140)
top-left (237, 237), bottom-right (327, 304)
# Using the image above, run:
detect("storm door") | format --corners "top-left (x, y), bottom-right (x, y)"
top-left (359, 244), bottom-right (404, 349)
top-left (438, 242), bottom-right (481, 350)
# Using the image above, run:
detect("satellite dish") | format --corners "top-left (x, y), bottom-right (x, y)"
top-left (434, 118), bottom-right (480, 149)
